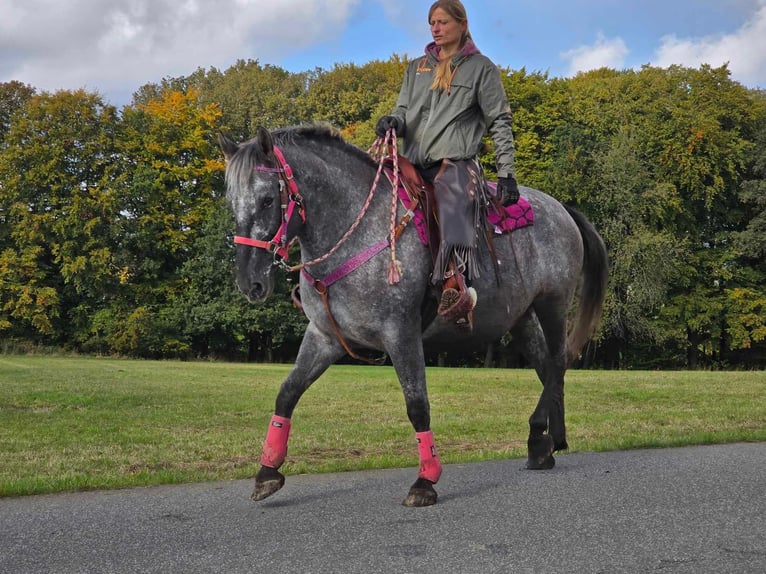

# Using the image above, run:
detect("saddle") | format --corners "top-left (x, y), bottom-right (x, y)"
top-left (386, 156), bottom-right (440, 257)
top-left (384, 155), bottom-right (534, 329)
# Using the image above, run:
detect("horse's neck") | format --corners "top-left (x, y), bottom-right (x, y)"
top-left (289, 146), bottom-right (386, 261)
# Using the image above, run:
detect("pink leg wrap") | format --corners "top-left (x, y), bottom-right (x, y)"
top-left (416, 430), bottom-right (442, 483)
top-left (260, 415), bottom-right (291, 468)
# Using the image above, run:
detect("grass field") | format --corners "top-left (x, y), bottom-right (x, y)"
top-left (1, 356), bottom-right (764, 497)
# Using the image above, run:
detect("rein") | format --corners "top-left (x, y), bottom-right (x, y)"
top-left (233, 132), bottom-right (402, 278)
top-left (233, 129), bottom-right (409, 364)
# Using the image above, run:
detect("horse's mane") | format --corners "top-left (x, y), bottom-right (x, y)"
top-left (226, 124), bottom-right (377, 193)
top-left (270, 124), bottom-right (377, 168)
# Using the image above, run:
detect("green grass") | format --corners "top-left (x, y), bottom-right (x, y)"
top-left (1, 356), bottom-right (764, 497)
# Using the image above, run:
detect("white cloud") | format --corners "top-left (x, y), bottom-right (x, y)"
top-left (376, 0), bottom-right (428, 37)
top-left (0, 0), bottom-right (360, 104)
top-left (561, 32), bottom-right (629, 76)
top-left (654, 1), bottom-right (766, 86)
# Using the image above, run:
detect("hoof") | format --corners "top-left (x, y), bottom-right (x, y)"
top-left (526, 453), bottom-right (556, 470)
top-left (403, 478), bottom-right (438, 507)
top-left (252, 465), bottom-right (285, 501)
top-left (526, 433), bottom-right (556, 470)
top-left (554, 438), bottom-right (569, 452)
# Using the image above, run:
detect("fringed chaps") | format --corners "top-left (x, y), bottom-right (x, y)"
top-left (431, 158), bottom-right (484, 284)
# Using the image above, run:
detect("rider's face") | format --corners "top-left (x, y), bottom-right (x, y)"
top-left (430, 8), bottom-right (466, 57)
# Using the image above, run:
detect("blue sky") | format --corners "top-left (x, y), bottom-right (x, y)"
top-left (1, 0), bottom-right (764, 107)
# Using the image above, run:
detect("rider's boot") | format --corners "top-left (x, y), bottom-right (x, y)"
top-left (437, 265), bottom-right (477, 331)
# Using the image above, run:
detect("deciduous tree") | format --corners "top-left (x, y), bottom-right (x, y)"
top-left (0, 90), bottom-right (120, 343)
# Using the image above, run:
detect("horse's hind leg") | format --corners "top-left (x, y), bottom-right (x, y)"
top-left (253, 323), bottom-right (346, 501)
top-left (511, 302), bottom-right (569, 470)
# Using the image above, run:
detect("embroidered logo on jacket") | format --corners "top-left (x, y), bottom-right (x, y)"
top-left (416, 57), bottom-right (432, 75)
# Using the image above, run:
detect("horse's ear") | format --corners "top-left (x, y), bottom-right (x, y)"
top-left (255, 126), bottom-right (274, 157)
top-left (218, 131), bottom-right (238, 162)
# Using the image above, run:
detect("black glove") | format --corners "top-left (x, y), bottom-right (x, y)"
top-left (497, 175), bottom-right (520, 205)
top-left (375, 115), bottom-right (402, 138)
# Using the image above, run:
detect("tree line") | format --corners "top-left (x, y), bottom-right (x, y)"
top-left (1, 57), bottom-right (765, 368)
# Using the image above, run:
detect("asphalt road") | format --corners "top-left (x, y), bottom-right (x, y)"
top-left (1, 443), bottom-right (764, 574)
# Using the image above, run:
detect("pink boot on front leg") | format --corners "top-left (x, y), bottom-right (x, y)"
top-left (403, 430), bottom-right (442, 507)
top-left (252, 415), bottom-right (291, 501)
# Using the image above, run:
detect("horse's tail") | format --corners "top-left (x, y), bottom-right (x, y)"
top-left (565, 205), bottom-right (609, 363)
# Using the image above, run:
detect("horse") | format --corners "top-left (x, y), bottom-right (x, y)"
top-left (219, 124), bottom-right (608, 507)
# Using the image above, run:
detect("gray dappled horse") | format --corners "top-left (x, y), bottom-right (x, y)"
top-left (219, 125), bottom-right (608, 507)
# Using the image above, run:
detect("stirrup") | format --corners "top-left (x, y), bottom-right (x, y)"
top-left (438, 283), bottom-right (477, 323)
top-left (453, 288), bottom-right (476, 331)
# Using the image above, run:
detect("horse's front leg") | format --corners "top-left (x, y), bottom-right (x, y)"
top-left (388, 336), bottom-right (441, 507)
top-left (253, 323), bottom-right (345, 501)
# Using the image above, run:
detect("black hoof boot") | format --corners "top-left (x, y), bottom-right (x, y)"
top-left (403, 477), bottom-right (438, 507)
top-left (252, 465), bottom-right (285, 501)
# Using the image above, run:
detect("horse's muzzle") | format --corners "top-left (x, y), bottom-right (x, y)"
top-left (240, 281), bottom-right (266, 303)
top-left (237, 273), bottom-right (274, 303)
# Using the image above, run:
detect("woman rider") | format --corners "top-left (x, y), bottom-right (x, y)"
top-left (375, 0), bottom-right (519, 330)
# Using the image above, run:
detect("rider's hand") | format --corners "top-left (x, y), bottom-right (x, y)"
top-left (375, 116), bottom-right (403, 138)
top-left (497, 176), bottom-right (520, 205)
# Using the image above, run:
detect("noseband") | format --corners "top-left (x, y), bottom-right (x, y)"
top-left (233, 146), bottom-right (305, 262)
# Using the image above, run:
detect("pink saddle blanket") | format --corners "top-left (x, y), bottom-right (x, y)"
top-left (398, 181), bottom-right (534, 246)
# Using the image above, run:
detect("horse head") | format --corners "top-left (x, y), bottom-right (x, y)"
top-left (219, 127), bottom-right (285, 302)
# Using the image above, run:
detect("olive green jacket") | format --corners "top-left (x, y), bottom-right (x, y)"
top-left (391, 40), bottom-right (516, 178)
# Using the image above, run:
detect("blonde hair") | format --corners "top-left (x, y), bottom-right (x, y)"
top-left (428, 0), bottom-right (472, 92)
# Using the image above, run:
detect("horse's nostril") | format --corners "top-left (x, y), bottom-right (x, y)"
top-left (236, 275), bottom-right (270, 302)
top-left (244, 282), bottom-right (265, 302)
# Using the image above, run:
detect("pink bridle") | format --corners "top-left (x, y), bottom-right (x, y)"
top-left (233, 146), bottom-right (305, 262)
top-left (233, 132), bottom-right (405, 282)
top-left (232, 131), bottom-right (410, 364)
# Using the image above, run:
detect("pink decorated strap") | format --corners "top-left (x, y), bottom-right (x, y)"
top-left (272, 146), bottom-right (298, 196)
top-left (261, 415), bottom-right (291, 468)
top-left (323, 240), bottom-right (389, 287)
top-left (416, 430), bottom-right (442, 483)
top-left (397, 184), bottom-right (429, 245)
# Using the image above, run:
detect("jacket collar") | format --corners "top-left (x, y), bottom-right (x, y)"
top-left (424, 38), bottom-right (480, 63)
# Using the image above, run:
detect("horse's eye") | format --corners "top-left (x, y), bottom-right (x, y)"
top-left (262, 197), bottom-right (274, 209)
